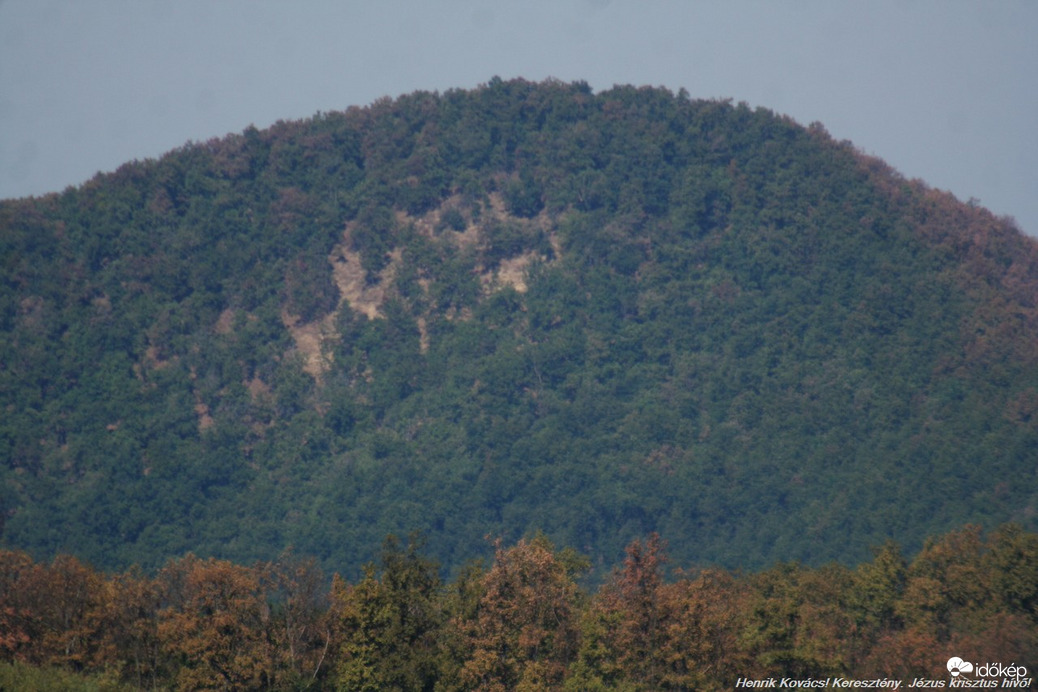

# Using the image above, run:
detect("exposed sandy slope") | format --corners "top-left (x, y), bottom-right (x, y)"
top-left (283, 191), bottom-right (558, 377)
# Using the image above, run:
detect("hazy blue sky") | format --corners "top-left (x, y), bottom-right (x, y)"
top-left (2, 1), bottom-right (1035, 235)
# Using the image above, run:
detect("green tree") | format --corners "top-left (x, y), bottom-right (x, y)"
top-left (332, 534), bottom-right (444, 691)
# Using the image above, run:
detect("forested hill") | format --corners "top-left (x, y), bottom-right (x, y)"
top-left (2, 78), bottom-right (1037, 578)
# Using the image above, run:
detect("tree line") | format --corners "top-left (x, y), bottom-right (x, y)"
top-left (1, 524), bottom-right (1035, 690)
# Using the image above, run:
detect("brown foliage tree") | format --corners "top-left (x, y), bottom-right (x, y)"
top-left (654, 569), bottom-right (750, 689)
top-left (0, 550), bottom-right (35, 659)
top-left (7, 554), bottom-right (109, 671)
top-left (569, 533), bottom-right (668, 689)
top-left (572, 535), bottom-right (749, 690)
top-left (96, 567), bottom-right (166, 688)
top-left (459, 536), bottom-right (585, 691)
top-left (157, 555), bottom-right (275, 690)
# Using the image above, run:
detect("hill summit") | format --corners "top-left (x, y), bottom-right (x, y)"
top-left (2, 78), bottom-right (1036, 576)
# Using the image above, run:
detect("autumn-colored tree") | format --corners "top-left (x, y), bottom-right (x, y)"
top-left (945, 610), bottom-right (1038, 674)
top-left (568, 533), bottom-right (668, 689)
top-left (0, 550), bottom-right (35, 659)
top-left (435, 559), bottom-right (488, 692)
top-left (459, 535), bottom-right (586, 691)
top-left (157, 555), bottom-right (275, 690)
top-left (882, 524), bottom-right (1038, 675)
top-left (780, 565), bottom-right (858, 674)
top-left (849, 524), bottom-right (1038, 677)
top-left (10, 554), bottom-right (109, 671)
top-left (857, 625), bottom-right (941, 679)
top-left (1, 524), bottom-right (1036, 688)
top-left (96, 566), bottom-right (166, 688)
top-left (0, 550), bottom-right (166, 684)
top-left (653, 568), bottom-right (751, 690)
top-left (895, 525), bottom-right (990, 641)
top-left (572, 535), bottom-right (750, 690)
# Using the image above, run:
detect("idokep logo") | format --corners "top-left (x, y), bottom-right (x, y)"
top-left (947, 657), bottom-right (974, 677)
top-left (946, 657), bottom-right (1030, 683)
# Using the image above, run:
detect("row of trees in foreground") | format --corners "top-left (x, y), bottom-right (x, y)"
top-left (1, 524), bottom-right (1036, 690)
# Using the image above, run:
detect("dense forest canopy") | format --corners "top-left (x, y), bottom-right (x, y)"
top-left (1, 78), bottom-right (1037, 582)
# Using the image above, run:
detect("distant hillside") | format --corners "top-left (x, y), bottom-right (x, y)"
top-left (2, 78), bottom-right (1036, 577)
